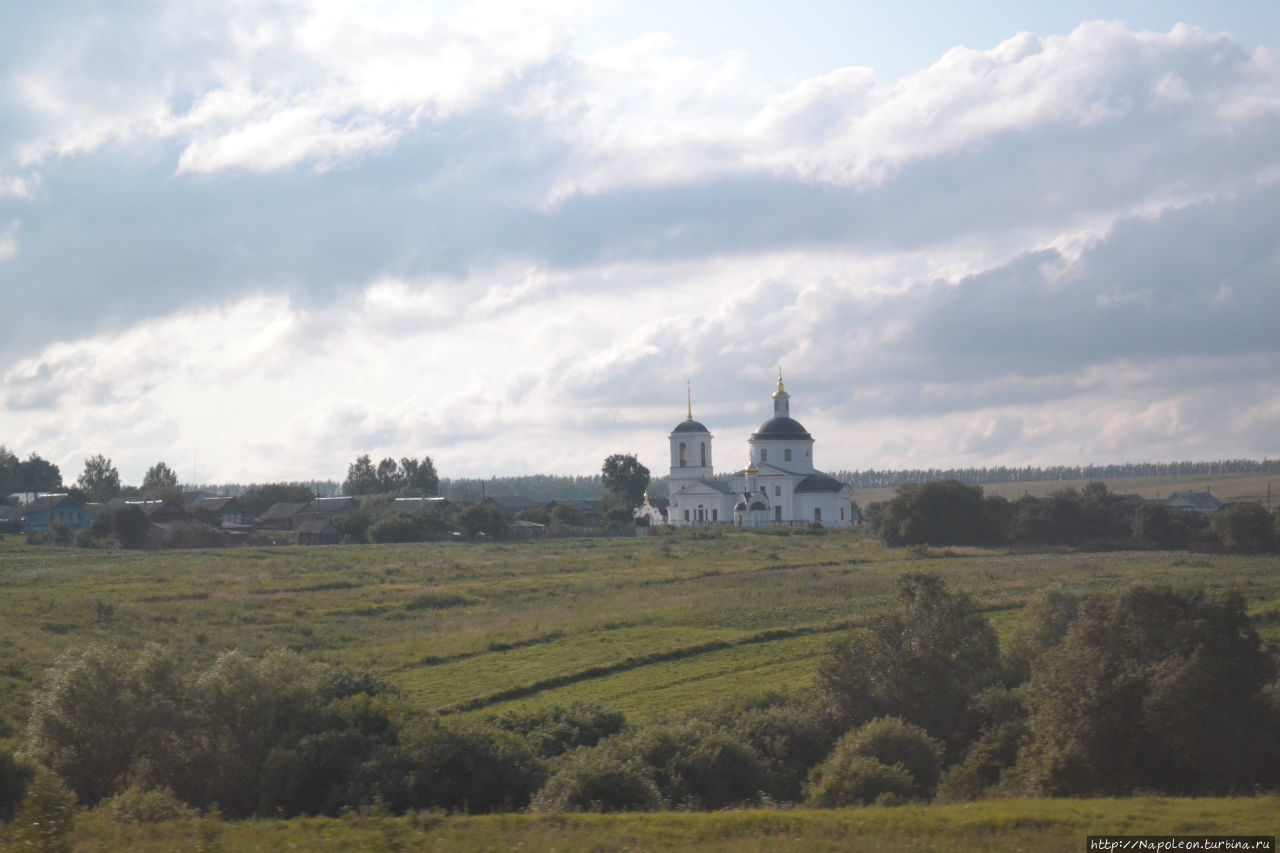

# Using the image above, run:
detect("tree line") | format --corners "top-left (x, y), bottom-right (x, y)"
top-left (866, 480), bottom-right (1280, 554)
top-left (3, 574), bottom-right (1276, 824)
top-left (833, 458), bottom-right (1280, 490)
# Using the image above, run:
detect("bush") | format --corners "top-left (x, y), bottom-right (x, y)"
top-left (1002, 589), bottom-right (1079, 685)
top-left (1211, 503), bottom-right (1277, 554)
top-left (99, 785), bottom-right (195, 824)
top-left (9, 770), bottom-right (76, 852)
top-left (368, 514), bottom-right (426, 544)
top-left (393, 715), bottom-right (545, 813)
top-left (530, 747), bottom-right (661, 813)
top-left (622, 720), bottom-right (767, 809)
top-left (721, 700), bottom-right (839, 803)
top-left (836, 717), bottom-right (943, 798)
top-left (1019, 585), bottom-right (1280, 796)
top-left (0, 747), bottom-right (35, 822)
top-left (492, 703), bottom-right (627, 759)
top-left (805, 755), bottom-right (916, 807)
top-left (817, 574), bottom-right (1001, 758)
top-left (162, 521), bottom-right (222, 549)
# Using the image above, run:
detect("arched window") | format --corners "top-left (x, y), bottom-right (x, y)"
top-left (679, 442), bottom-right (687, 467)
top-left (700, 442), bottom-right (706, 467)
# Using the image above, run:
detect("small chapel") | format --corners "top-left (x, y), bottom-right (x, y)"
top-left (640, 373), bottom-right (854, 527)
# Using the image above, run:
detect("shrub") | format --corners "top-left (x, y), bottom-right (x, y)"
top-left (162, 521), bottom-right (222, 549)
top-left (530, 747), bottom-right (661, 813)
top-left (623, 720), bottom-right (766, 809)
top-left (805, 755), bottom-right (916, 807)
top-left (837, 717), bottom-right (943, 798)
top-left (1211, 503), bottom-right (1277, 554)
top-left (99, 785), bottom-right (195, 824)
top-left (1002, 589), bottom-right (1079, 685)
top-left (1019, 585), bottom-right (1280, 796)
top-left (394, 715), bottom-right (545, 813)
top-left (720, 700), bottom-right (839, 803)
top-left (0, 747), bottom-right (35, 822)
top-left (492, 703), bottom-right (627, 759)
top-left (9, 770), bottom-right (76, 852)
top-left (817, 574), bottom-right (1000, 758)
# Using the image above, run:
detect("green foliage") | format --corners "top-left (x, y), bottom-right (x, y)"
top-left (393, 715), bottom-right (545, 813)
top-left (601, 454), bottom-right (650, 511)
top-left (935, 688), bottom-right (1029, 802)
top-left (8, 769), bottom-right (76, 853)
top-left (618, 719), bottom-right (767, 809)
top-left (1002, 590), bottom-right (1079, 685)
top-left (805, 754), bottom-right (916, 807)
top-left (162, 521), bottom-right (222, 549)
top-left (0, 747), bottom-right (35, 822)
top-left (693, 694), bottom-right (838, 803)
top-left (492, 703), bottom-right (627, 759)
top-left (1211, 503), bottom-right (1277, 554)
top-left (110, 505), bottom-right (149, 549)
top-left (457, 504), bottom-right (507, 542)
top-left (98, 785), bottom-right (195, 824)
top-left (344, 455), bottom-right (440, 497)
top-left (816, 573), bottom-right (1001, 757)
top-left (76, 454), bottom-right (122, 504)
top-left (1020, 584), bottom-right (1280, 796)
top-left (1130, 503), bottom-right (1189, 549)
top-left (342, 454), bottom-right (378, 496)
top-left (530, 747), bottom-right (661, 813)
top-left (23, 643), bottom-right (185, 806)
top-left (834, 717), bottom-right (943, 799)
top-left (878, 481), bottom-right (999, 547)
top-left (239, 482), bottom-right (315, 516)
top-left (14, 453), bottom-right (64, 494)
top-left (141, 461), bottom-right (179, 497)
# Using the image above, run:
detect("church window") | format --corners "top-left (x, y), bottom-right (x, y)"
top-left (841, 507), bottom-right (846, 520)
top-left (784, 448), bottom-right (792, 462)
top-left (700, 442), bottom-right (706, 467)
top-left (679, 442), bottom-right (687, 467)
top-left (814, 507), bottom-right (822, 522)
top-left (684, 510), bottom-right (690, 521)
top-left (712, 509), bottom-right (718, 521)
top-left (775, 506), bottom-right (783, 522)
top-left (775, 486), bottom-right (781, 497)
top-left (760, 449), bottom-right (767, 462)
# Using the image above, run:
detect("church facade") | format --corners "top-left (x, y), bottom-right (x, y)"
top-left (653, 374), bottom-right (854, 527)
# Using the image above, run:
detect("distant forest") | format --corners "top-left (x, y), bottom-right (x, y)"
top-left (828, 458), bottom-right (1280, 491)
top-left (195, 458), bottom-right (1280, 503)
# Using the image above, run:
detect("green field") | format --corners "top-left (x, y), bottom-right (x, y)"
top-left (3, 529), bottom-right (1279, 848)
top-left (3, 529), bottom-right (1279, 736)
top-left (13, 795), bottom-right (1279, 851)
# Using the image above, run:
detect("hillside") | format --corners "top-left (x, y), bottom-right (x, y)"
top-left (3, 529), bottom-right (1278, 739)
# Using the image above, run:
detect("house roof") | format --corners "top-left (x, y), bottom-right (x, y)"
top-left (257, 502), bottom-right (308, 522)
top-left (672, 479), bottom-right (735, 496)
top-left (196, 497), bottom-right (240, 512)
top-left (1165, 490), bottom-right (1223, 512)
top-left (483, 496), bottom-right (539, 511)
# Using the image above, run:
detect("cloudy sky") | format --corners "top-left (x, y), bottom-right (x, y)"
top-left (2, 1), bottom-right (1279, 487)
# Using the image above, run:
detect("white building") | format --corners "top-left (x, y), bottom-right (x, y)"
top-left (662, 374), bottom-right (854, 527)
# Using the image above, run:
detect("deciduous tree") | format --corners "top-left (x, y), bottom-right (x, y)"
top-left (77, 455), bottom-right (121, 503)
top-left (601, 454), bottom-right (649, 510)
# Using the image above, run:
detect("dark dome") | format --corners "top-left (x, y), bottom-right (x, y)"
top-left (751, 416), bottom-right (812, 440)
top-left (672, 419), bottom-right (710, 434)
top-left (795, 472), bottom-right (846, 493)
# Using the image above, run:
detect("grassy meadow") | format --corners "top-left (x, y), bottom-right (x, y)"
top-left (14, 795), bottom-right (1272, 852)
top-left (2, 525), bottom-right (1279, 848)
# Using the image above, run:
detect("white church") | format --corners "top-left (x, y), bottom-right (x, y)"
top-left (640, 373), bottom-right (855, 527)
